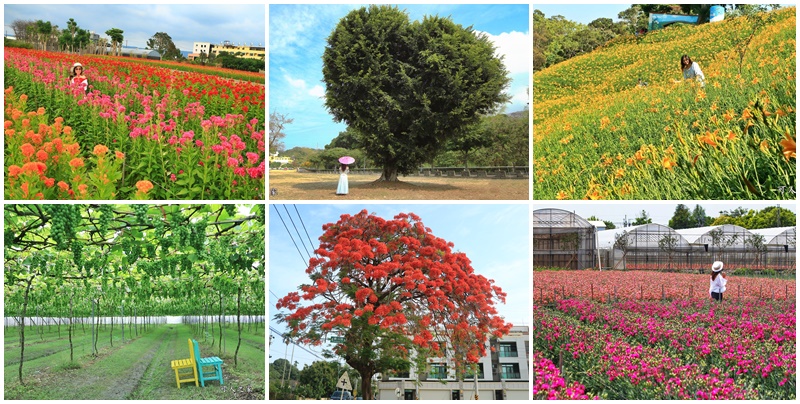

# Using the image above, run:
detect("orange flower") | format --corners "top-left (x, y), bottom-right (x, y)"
top-left (8, 165), bottom-right (22, 177)
top-left (36, 149), bottom-right (48, 162)
top-left (779, 131), bottom-right (795, 160)
top-left (44, 177), bottom-right (55, 188)
top-left (599, 116), bottom-right (611, 129)
top-left (69, 157), bottom-right (84, 169)
top-left (614, 168), bottom-right (625, 179)
top-left (4, 121), bottom-right (12, 129)
top-left (115, 150), bottom-right (125, 160)
top-left (77, 184), bottom-right (88, 195)
top-left (36, 107), bottom-right (45, 116)
top-left (661, 156), bottom-right (676, 170)
top-left (556, 191), bottom-right (569, 200)
top-left (759, 140), bottom-right (769, 153)
top-left (57, 181), bottom-right (69, 191)
top-left (136, 180), bottom-right (154, 194)
top-left (63, 126), bottom-right (72, 135)
top-left (20, 143), bottom-right (35, 158)
top-left (741, 108), bottom-right (753, 121)
top-left (65, 143), bottom-right (80, 156)
top-left (93, 144), bottom-right (109, 156)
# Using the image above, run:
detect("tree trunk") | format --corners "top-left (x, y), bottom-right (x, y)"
top-left (218, 293), bottom-right (223, 355)
top-left (69, 294), bottom-right (74, 362)
top-left (378, 165), bottom-right (399, 182)
top-left (18, 278), bottom-right (34, 385)
top-left (235, 286), bottom-right (242, 367)
top-left (356, 368), bottom-right (375, 400)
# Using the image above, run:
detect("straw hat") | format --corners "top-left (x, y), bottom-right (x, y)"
top-left (711, 261), bottom-right (724, 272)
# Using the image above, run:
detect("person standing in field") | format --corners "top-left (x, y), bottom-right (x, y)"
top-left (336, 163), bottom-right (350, 195)
top-left (709, 261), bottom-right (727, 301)
top-left (680, 54), bottom-right (705, 87)
top-left (69, 62), bottom-right (88, 93)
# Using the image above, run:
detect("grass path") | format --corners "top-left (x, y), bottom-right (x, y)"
top-left (4, 323), bottom-right (265, 400)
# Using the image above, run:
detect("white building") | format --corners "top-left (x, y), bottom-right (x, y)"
top-left (376, 326), bottom-right (529, 400)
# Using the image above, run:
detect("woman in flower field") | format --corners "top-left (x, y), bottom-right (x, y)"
top-left (680, 54), bottom-right (705, 87)
top-left (68, 62), bottom-right (88, 93)
top-left (709, 260), bottom-right (728, 301)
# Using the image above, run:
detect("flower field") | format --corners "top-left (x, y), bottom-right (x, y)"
top-left (4, 49), bottom-right (265, 199)
top-left (534, 270), bottom-right (796, 303)
top-left (533, 7), bottom-right (796, 199)
top-left (533, 271), bottom-right (796, 399)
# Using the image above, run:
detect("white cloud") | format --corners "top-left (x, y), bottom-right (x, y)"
top-left (308, 85), bottom-right (326, 99)
top-left (286, 76), bottom-right (307, 89)
top-left (479, 30), bottom-right (530, 75)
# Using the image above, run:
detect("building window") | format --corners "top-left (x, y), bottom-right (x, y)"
top-left (463, 363), bottom-right (484, 380)
top-left (500, 363), bottom-right (520, 380)
top-left (498, 342), bottom-right (518, 357)
top-left (429, 364), bottom-right (447, 380)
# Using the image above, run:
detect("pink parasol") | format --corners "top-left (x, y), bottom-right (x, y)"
top-left (338, 156), bottom-right (355, 165)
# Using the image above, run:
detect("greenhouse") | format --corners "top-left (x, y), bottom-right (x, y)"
top-left (532, 208), bottom-right (597, 270)
top-left (749, 226), bottom-right (797, 270)
top-left (597, 224), bottom-right (692, 271)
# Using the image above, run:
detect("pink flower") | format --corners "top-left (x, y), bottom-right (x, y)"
top-left (227, 157), bottom-right (238, 168)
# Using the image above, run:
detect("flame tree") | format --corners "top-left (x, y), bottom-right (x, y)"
top-left (276, 210), bottom-right (511, 399)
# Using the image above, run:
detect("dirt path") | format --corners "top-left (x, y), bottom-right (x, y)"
top-left (268, 170), bottom-right (529, 200)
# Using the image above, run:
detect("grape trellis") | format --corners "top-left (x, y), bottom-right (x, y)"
top-left (4, 204), bottom-right (265, 385)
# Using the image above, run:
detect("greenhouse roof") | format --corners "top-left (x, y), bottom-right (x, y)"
top-left (675, 224), bottom-right (753, 245)
top-left (597, 223), bottom-right (689, 250)
top-left (750, 226), bottom-right (796, 246)
top-left (532, 208), bottom-right (593, 229)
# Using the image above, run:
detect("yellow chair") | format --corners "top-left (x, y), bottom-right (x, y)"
top-left (170, 339), bottom-right (199, 388)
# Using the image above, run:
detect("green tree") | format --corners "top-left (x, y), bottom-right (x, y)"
top-left (296, 361), bottom-right (338, 399)
top-left (618, 5), bottom-right (648, 34)
top-left (105, 28), bottom-right (124, 56)
top-left (669, 204), bottom-right (693, 229)
top-left (632, 210), bottom-right (652, 226)
top-left (35, 20), bottom-right (53, 50)
top-left (270, 358), bottom-right (300, 382)
top-left (322, 5), bottom-right (510, 182)
top-left (146, 32), bottom-right (181, 60)
top-left (690, 204), bottom-right (710, 227)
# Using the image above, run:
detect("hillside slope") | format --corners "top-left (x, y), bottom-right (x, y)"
top-left (533, 7), bottom-right (796, 200)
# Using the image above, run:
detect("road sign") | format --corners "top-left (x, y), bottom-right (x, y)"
top-left (330, 336), bottom-right (345, 343)
top-left (336, 372), bottom-right (352, 391)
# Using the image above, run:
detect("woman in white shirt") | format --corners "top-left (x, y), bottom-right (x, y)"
top-left (709, 261), bottom-right (727, 301)
top-left (680, 55), bottom-right (705, 87)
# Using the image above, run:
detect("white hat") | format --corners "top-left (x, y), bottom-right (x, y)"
top-left (72, 62), bottom-right (83, 70)
top-left (711, 261), bottom-right (724, 272)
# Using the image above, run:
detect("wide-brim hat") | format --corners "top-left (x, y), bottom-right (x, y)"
top-left (72, 62), bottom-right (83, 70)
top-left (712, 261), bottom-right (724, 272)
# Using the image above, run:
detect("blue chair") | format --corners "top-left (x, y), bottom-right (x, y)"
top-left (192, 339), bottom-right (223, 387)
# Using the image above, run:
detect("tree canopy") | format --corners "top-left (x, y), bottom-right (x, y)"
top-left (322, 5), bottom-right (510, 181)
top-left (276, 210), bottom-right (511, 399)
top-left (146, 32), bottom-right (182, 60)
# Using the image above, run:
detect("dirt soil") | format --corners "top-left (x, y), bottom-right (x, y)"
top-left (268, 170), bottom-right (529, 200)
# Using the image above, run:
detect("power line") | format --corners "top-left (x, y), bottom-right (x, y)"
top-left (272, 205), bottom-right (309, 268)
top-left (293, 204), bottom-right (319, 259)
top-left (269, 325), bottom-right (327, 362)
top-left (282, 204), bottom-right (313, 261)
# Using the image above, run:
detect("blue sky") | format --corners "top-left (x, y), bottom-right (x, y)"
top-left (533, 4), bottom-right (632, 25)
top-left (269, 203), bottom-right (530, 367)
top-left (269, 4), bottom-right (530, 150)
top-left (4, 4), bottom-right (265, 53)
top-left (533, 201), bottom-right (797, 228)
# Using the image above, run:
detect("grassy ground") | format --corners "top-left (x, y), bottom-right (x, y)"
top-left (4, 322), bottom-right (265, 400)
top-left (268, 170), bottom-right (529, 200)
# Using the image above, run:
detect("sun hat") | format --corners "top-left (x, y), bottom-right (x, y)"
top-left (72, 62), bottom-right (84, 71)
top-left (711, 261), bottom-right (724, 272)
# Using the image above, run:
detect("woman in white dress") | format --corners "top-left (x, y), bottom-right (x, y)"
top-left (336, 163), bottom-right (349, 195)
top-left (680, 54), bottom-right (705, 87)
